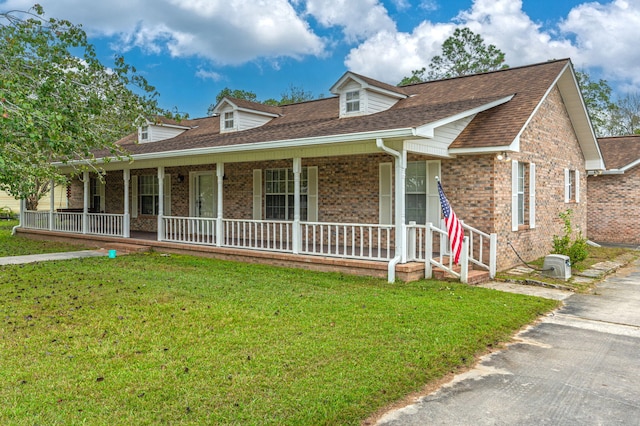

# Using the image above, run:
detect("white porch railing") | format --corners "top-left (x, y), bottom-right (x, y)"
top-left (163, 216), bottom-right (217, 245)
top-left (407, 221), bottom-right (497, 281)
top-left (23, 211), bottom-right (50, 230)
top-left (422, 222), bottom-right (470, 283)
top-left (300, 222), bottom-right (393, 260)
top-left (223, 219), bottom-right (293, 252)
top-left (460, 220), bottom-right (497, 278)
top-left (88, 213), bottom-right (124, 237)
top-left (53, 212), bottom-right (83, 233)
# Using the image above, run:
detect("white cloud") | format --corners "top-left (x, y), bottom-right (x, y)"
top-left (559, 0), bottom-right (640, 88)
top-left (195, 69), bottom-right (223, 81)
top-left (345, 22), bottom-right (455, 84)
top-left (346, 0), bottom-right (640, 92)
top-left (304, 0), bottom-right (396, 42)
top-left (2, 0), bottom-right (326, 64)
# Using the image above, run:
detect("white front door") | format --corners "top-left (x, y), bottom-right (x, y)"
top-left (190, 172), bottom-right (216, 218)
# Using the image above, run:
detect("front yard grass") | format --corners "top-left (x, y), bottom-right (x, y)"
top-left (0, 220), bottom-right (88, 257)
top-left (0, 252), bottom-right (558, 425)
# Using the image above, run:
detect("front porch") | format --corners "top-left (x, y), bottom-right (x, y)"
top-left (18, 209), bottom-right (496, 283)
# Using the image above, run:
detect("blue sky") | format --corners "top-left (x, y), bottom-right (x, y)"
top-left (2, 0), bottom-right (639, 117)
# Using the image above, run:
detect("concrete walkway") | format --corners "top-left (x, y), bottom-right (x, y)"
top-left (377, 257), bottom-right (640, 425)
top-left (0, 250), bottom-right (109, 266)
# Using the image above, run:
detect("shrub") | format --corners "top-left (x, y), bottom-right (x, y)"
top-left (552, 209), bottom-right (588, 265)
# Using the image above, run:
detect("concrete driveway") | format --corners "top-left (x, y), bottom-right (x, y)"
top-left (377, 259), bottom-right (640, 425)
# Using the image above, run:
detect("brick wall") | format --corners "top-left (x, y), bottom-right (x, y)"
top-left (62, 87), bottom-right (587, 271)
top-left (587, 167), bottom-right (640, 245)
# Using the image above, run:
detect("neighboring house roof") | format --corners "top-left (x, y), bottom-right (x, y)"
top-left (82, 59), bottom-right (603, 170)
top-left (597, 135), bottom-right (640, 173)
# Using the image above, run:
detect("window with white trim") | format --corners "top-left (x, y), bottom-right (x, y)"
top-left (265, 168), bottom-right (308, 220)
top-left (564, 168), bottom-right (580, 203)
top-left (406, 162), bottom-right (427, 224)
top-left (345, 90), bottom-right (360, 113)
top-left (224, 111), bottom-right (235, 130)
top-left (517, 162), bottom-right (527, 225)
top-left (139, 175), bottom-right (159, 215)
top-left (512, 161), bottom-right (536, 230)
top-left (140, 125), bottom-right (149, 141)
top-left (89, 176), bottom-right (103, 212)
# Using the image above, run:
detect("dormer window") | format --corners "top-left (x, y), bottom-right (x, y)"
top-left (140, 125), bottom-right (149, 141)
top-left (346, 90), bottom-right (360, 113)
top-left (224, 112), bottom-right (235, 130)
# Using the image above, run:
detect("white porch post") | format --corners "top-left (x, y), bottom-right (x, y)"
top-left (395, 150), bottom-right (407, 263)
top-left (216, 163), bottom-right (224, 247)
top-left (157, 166), bottom-right (165, 241)
top-left (82, 171), bottom-right (89, 234)
top-left (123, 169), bottom-right (130, 238)
top-left (48, 178), bottom-right (55, 231)
top-left (292, 158), bottom-right (301, 254)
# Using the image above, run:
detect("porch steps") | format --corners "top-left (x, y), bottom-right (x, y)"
top-left (100, 242), bottom-right (152, 255)
top-left (432, 261), bottom-right (491, 285)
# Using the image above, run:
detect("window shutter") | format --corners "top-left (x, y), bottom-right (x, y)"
top-left (575, 170), bottom-right (580, 203)
top-left (564, 168), bottom-right (570, 203)
top-left (253, 169), bottom-right (262, 220)
top-left (131, 175), bottom-right (138, 218)
top-left (99, 180), bottom-right (106, 212)
top-left (379, 163), bottom-right (392, 225)
top-left (307, 166), bottom-right (318, 222)
top-left (164, 174), bottom-right (171, 216)
top-left (511, 160), bottom-right (519, 231)
top-left (529, 163), bottom-right (536, 229)
top-left (426, 161), bottom-right (441, 224)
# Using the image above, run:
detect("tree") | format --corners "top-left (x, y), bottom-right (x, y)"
top-left (0, 5), bottom-right (169, 204)
top-left (610, 92), bottom-right (640, 135)
top-left (575, 71), bottom-right (618, 137)
top-left (208, 84), bottom-right (315, 114)
top-left (399, 27), bottom-right (508, 85)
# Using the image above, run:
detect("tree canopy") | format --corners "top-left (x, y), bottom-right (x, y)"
top-left (399, 27), bottom-right (508, 85)
top-left (207, 84), bottom-right (316, 116)
top-left (0, 5), bottom-right (170, 203)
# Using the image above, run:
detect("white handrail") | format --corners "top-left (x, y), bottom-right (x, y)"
top-left (301, 221), bottom-right (393, 260)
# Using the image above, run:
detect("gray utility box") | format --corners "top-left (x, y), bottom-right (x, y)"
top-left (542, 254), bottom-right (572, 280)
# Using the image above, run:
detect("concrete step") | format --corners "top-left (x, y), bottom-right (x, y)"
top-left (101, 243), bottom-right (151, 255)
top-left (433, 266), bottom-right (491, 285)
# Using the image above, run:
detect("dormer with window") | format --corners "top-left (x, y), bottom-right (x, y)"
top-left (137, 117), bottom-right (192, 143)
top-left (212, 98), bottom-right (281, 133)
top-left (330, 72), bottom-right (408, 118)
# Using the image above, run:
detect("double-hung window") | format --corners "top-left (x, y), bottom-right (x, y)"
top-left (265, 168), bottom-right (308, 220)
top-left (512, 161), bottom-right (536, 230)
top-left (405, 162), bottom-right (427, 224)
top-left (224, 112), bottom-right (234, 130)
top-left (89, 176), bottom-right (104, 212)
top-left (564, 168), bottom-right (580, 203)
top-left (140, 125), bottom-right (149, 141)
top-left (139, 175), bottom-right (159, 215)
top-left (346, 90), bottom-right (360, 113)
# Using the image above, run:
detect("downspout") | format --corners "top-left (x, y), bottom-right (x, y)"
top-left (12, 198), bottom-right (25, 236)
top-left (376, 138), bottom-right (406, 283)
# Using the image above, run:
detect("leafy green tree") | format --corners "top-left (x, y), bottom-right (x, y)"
top-left (609, 92), bottom-right (640, 135)
top-left (0, 5), bottom-right (168, 205)
top-left (209, 84), bottom-right (315, 113)
top-left (575, 71), bottom-right (618, 137)
top-left (399, 27), bottom-right (508, 85)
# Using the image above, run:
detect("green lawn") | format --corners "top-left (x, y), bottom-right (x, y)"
top-left (0, 220), bottom-right (88, 257)
top-left (0, 249), bottom-right (558, 425)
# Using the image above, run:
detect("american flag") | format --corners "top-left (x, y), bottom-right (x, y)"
top-left (438, 181), bottom-right (464, 265)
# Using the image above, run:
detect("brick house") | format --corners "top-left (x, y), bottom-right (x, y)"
top-left (587, 135), bottom-right (640, 245)
top-left (18, 58), bottom-right (604, 282)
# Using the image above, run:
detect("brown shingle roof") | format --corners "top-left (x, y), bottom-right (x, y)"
top-left (597, 135), bottom-right (640, 169)
top-left (108, 59), bottom-right (572, 158)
